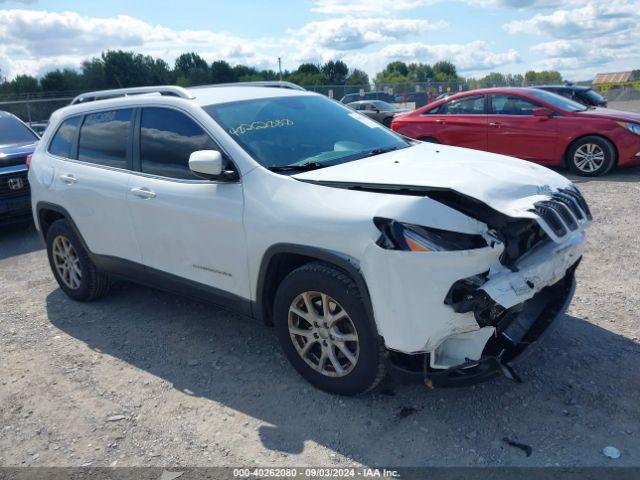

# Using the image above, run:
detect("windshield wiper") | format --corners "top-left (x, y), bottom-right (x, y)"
top-left (267, 161), bottom-right (326, 172)
top-left (368, 146), bottom-right (400, 157)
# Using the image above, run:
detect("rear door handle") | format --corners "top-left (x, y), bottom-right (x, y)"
top-left (435, 119), bottom-right (446, 124)
top-left (130, 187), bottom-right (156, 199)
top-left (489, 122), bottom-right (502, 128)
top-left (59, 174), bottom-right (77, 184)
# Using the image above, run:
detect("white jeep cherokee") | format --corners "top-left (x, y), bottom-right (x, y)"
top-left (29, 84), bottom-right (590, 395)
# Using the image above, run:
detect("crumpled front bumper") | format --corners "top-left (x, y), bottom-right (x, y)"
top-left (361, 225), bottom-right (584, 387)
top-left (383, 265), bottom-right (577, 387)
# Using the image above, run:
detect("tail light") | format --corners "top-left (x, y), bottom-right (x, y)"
top-left (26, 154), bottom-right (33, 169)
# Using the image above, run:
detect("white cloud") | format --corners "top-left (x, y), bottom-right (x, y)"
top-left (504, 2), bottom-right (639, 38)
top-left (291, 18), bottom-right (447, 51)
top-left (341, 41), bottom-right (520, 76)
top-left (469, 0), bottom-right (585, 8)
top-left (311, 0), bottom-right (437, 15)
top-left (0, 9), bottom-right (277, 79)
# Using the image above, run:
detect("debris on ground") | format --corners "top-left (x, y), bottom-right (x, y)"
top-left (603, 446), bottom-right (621, 459)
top-left (502, 437), bottom-right (533, 457)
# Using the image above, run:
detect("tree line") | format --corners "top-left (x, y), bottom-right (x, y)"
top-left (0, 49), bottom-right (564, 98)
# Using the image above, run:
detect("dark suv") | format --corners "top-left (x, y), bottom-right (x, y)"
top-left (535, 85), bottom-right (607, 108)
top-left (0, 111), bottom-right (38, 225)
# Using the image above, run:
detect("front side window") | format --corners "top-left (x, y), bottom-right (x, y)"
top-left (0, 115), bottom-right (38, 146)
top-left (204, 95), bottom-right (409, 171)
top-left (490, 94), bottom-right (538, 115)
top-left (438, 96), bottom-right (485, 115)
top-left (78, 109), bottom-right (133, 169)
top-left (140, 108), bottom-right (218, 180)
top-left (48, 116), bottom-right (81, 159)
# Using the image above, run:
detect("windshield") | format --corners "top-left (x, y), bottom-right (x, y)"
top-left (529, 89), bottom-right (587, 112)
top-left (582, 89), bottom-right (606, 104)
top-left (204, 95), bottom-right (409, 170)
top-left (371, 101), bottom-right (398, 110)
top-left (0, 115), bottom-right (38, 146)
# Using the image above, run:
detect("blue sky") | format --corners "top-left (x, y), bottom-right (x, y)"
top-left (0, 0), bottom-right (638, 81)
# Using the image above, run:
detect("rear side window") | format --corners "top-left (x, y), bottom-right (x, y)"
top-left (140, 107), bottom-right (218, 180)
top-left (78, 109), bottom-right (133, 169)
top-left (438, 95), bottom-right (485, 114)
top-left (48, 116), bottom-right (81, 159)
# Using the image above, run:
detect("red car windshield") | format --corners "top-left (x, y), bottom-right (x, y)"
top-left (528, 90), bottom-right (588, 112)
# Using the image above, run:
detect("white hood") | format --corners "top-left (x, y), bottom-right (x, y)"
top-left (293, 143), bottom-right (573, 218)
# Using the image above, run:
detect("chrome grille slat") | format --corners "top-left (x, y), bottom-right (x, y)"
top-left (530, 187), bottom-right (591, 239)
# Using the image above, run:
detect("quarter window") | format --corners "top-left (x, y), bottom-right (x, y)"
top-left (438, 96), bottom-right (485, 114)
top-left (140, 107), bottom-right (218, 180)
top-left (48, 116), bottom-right (81, 159)
top-left (491, 95), bottom-right (538, 116)
top-left (78, 109), bottom-right (133, 168)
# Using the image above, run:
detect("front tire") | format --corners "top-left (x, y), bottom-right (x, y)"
top-left (566, 136), bottom-right (615, 176)
top-left (273, 262), bottom-right (384, 395)
top-left (46, 219), bottom-right (111, 301)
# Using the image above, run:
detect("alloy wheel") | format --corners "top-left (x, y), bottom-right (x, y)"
top-left (52, 235), bottom-right (82, 290)
top-left (573, 143), bottom-right (605, 173)
top-left (288, 291), bottom-right (359, 377)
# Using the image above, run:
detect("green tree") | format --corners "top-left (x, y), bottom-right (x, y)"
top-left (321, 60), bottom-right (348, 84)
top-left (210, 60), bottom-right (237, 83)
top-left (346, 68), bottom-right (369, 87)
top-left (432, 61), bottom-right (458, 82)
top-left (81, 58), bottom-right (106, 90)
top-left (40, 69), bottom-right (84, 92)
top-left (174, 53), bottom-right (209, 86)
top-left (9, 74), bottom-right (39, 94)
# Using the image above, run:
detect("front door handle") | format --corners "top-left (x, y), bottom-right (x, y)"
top-left (489, 122), bottom-right (502, 128)
top-left (59, 174), bottom-right (77, 185)
top-left (435, 119), bottom-right (446, 124)
top-left (130, 187), bottom-right (156, 199)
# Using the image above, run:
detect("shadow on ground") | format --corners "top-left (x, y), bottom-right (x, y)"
top-left (0, 221), bottom-right (42, 260)
top-left (45, 282), bottom-right (640, 466)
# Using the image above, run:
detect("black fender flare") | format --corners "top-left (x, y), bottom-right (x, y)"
top-left (254, 243), bottom-right (377, 334)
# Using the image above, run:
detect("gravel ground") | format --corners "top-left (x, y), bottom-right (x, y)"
top-left (1, 166), bottom-right (640, 468)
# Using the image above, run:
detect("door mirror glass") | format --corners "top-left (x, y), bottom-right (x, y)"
top-left (189, 150), bottom-right (223, 179)
top-left (533, 107), bottom-right (554, 117)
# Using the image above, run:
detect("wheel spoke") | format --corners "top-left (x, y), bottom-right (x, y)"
top-left (332, 331), bottom-right (358, 342)
top-left (289, 326), bottom-right (314, 338)
top-left (335, 341), bottom-right (356, 366)
top-left (327, 346), bottom-right (344, 375)
top-left (290, 305), bottom-right (311, 322)
top-left (301, 292), bottom-right (316, 318)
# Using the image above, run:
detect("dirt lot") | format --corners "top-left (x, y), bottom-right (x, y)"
top-left (1, 164), bottom-right (640, 468)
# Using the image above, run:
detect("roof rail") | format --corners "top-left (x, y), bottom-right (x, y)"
top-left (190, 81), bottom-right (306, 91)
top-left (70, 86), bottom-right (195, 105)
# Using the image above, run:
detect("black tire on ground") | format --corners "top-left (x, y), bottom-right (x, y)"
top-left (566, 135), bottom-right (616, 177)
top-left (45, 219), bottom-right (111, 301)
top-left (419, 137), bottom-right (440, 144)
top-left (273, 262), bottom-right (385, 396)
top-left (383, 117), bottom-right (393, 127)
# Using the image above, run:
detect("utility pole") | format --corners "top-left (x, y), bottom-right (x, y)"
top-left (278, 57), bottom-right (282, 81)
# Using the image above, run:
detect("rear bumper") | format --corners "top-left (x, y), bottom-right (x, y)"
top-left (384, 265), bottom-right (577, 387)
top-left (0, 193), bottom-right (32, 225)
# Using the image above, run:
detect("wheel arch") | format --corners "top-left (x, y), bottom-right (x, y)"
top-left (563, 133), bottom-right (618, 168)
top-left (36, 202), bottom-right (90, 252)
top-left (255, 244), bottom-right (375, 330)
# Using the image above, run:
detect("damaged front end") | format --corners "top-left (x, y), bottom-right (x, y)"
top-left (361, 185), bottom-right (591, 388)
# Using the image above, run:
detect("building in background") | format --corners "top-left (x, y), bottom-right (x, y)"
top-left (593, 71), bottom-right (640, 92)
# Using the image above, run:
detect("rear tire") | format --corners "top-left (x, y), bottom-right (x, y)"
top-left (46, 219), bottom-right (111, 301)
top-left (273, 262), bottom-right (385, 396)
top-left (566, 136), bottom-right (615, 176)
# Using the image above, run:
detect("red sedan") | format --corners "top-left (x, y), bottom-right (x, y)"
top-left (391, 87), bottom-right (640, 176)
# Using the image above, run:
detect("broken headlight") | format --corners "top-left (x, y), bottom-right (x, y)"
top-left (374, 217), bottom-right (487, 252)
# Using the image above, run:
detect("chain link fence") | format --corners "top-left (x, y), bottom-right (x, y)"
top-left (2, 81), bottom-right (639, 126)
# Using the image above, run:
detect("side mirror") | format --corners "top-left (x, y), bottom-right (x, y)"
top-left (533, 107), bottom-right (554, 117)
top-left (189, 150), bottom-right (225, 180)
